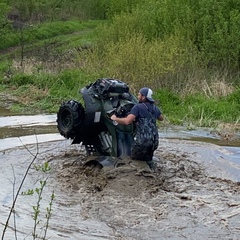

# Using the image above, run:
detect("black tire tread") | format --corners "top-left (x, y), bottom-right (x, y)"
top-left (56, 100), bottom-right (85, 139)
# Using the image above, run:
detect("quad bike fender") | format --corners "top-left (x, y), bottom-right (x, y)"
top-left (84, 155), bottom-right (119, 169)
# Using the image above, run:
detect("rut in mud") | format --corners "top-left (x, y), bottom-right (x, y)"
top-left (46, 139), bottom-right (240, 240)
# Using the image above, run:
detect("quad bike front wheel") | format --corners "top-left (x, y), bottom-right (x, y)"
top-left (56, 100), bottom-right (85, 139)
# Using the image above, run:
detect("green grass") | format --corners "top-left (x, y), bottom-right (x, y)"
top-left (155, 89), bottom-right (240, 127)
top-left (0, 19), bottom-right (239, 127)
top-left (2, 71), bottom-right (239, 127)
top-left (0, 69), bottom-right (94, 113)
top-left (0, 20), bottom-right (102, 52)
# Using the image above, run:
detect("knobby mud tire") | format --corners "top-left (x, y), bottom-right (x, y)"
top-left (57, 100), bottom-right (85, 139)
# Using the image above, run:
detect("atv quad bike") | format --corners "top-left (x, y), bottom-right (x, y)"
top-left (56, 78), bottom-right (138, 167)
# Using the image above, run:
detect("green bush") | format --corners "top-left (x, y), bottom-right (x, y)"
top-left (80, 29), bottom-right (197, 90)
top-left (92, 0), bottom-right (240, 80)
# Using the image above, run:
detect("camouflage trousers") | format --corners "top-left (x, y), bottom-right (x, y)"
top-left (131, 143), bottom-right (156, 162)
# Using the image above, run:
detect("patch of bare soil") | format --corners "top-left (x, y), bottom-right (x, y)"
top-left (50, 140), bottom-right (240, 240)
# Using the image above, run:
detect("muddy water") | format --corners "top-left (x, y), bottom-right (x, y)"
top-left (0, 105), bottom-right (64, 151)
top-left (0, 106), bottom-right (240, 239)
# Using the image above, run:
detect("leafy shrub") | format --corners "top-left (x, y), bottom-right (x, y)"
top-left (80, 29), bottom-right (197, 90)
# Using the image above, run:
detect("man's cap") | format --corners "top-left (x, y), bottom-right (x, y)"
top-left (139, 87), bottom-right (154, 102)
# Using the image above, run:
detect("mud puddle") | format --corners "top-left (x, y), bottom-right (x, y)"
top-left (0, 112), bottom-right (63, 151)
top-left (1, 106), bottom-right (240, 239)
top-left (1, 140), bottom-right (240, 240)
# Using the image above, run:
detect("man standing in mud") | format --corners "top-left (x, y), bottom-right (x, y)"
top-left (111, 87), bottom-right (163, 169)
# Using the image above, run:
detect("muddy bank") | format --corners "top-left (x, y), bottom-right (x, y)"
top-left (1, 139), bottom-right (240, 239)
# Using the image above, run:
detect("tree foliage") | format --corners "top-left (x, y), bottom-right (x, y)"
top-left (92, 0), bottom-right (240, 72)
top-left (0, 1), bottom-right (10, 30)
top-left (1, 0), bottom-right (240, 90)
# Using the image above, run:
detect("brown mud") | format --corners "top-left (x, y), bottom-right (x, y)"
top-left (53, 140), bottom-right (240, 240)
top-left (1, 138), bottom-right (240, 239)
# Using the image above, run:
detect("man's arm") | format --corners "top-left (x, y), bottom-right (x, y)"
top-left (110, 114), bottom-right (136, 125)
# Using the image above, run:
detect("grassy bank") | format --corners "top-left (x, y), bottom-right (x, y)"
top-left (0, 70), bottom-right (239, 129)
top-left (0, 19), bottom-right (239, 128)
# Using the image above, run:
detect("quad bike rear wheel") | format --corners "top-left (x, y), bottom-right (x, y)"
top-left (57, 100), bottom-right (85, 139)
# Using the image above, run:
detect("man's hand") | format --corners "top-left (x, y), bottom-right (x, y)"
top-left (110, 114), bottom-right (117, 121)
top-left (110, 113), bottom-right (135, 125)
